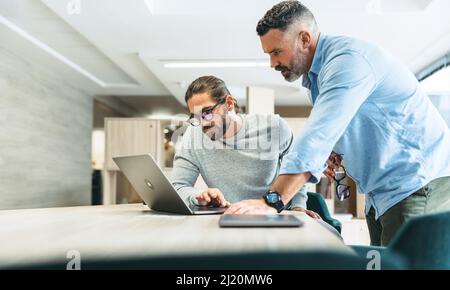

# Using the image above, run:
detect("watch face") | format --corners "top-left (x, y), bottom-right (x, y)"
top-left (267, 192), bottom-right (280, 203)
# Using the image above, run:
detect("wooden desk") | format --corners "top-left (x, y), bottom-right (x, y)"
top-left (0, 204), bottom-right (353, 269)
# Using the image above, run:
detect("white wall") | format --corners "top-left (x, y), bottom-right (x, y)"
top-left (91, 129), bottom-right (105, 170)
top-left (0, 46), bottom-right (92, 210)
top-left (246, 86), bottom-right (275, 114)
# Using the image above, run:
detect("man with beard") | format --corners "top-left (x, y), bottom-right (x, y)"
top-left (226, 1), bottom-right (450, 246)
top-left (170, 75), bottom-right (321, 218)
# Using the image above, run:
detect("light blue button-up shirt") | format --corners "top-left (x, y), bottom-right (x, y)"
top-left (280, 34), bottom-right (450, 219)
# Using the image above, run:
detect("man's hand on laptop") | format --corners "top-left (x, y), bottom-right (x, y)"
top-left (195, 188), bottom-right (231, 208)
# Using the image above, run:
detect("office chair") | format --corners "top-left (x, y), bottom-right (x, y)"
top-left (306, 192), bottom-right (342, 233)
top-left (352, 210), bottom-right (450, 270)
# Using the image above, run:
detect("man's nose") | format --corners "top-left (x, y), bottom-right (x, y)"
top-left (200, 117), bottom-right (213, 127)
top-left (270, 56), bottom-right (278, 68)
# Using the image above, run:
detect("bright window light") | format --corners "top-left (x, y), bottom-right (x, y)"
top-left (144, 0), bottom-right (155, 15)
top-left (420, 66), bottom-right (450, 93)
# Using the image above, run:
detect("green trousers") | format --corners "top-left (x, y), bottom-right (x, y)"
top-left (366, 176), bottom-right (450, 246)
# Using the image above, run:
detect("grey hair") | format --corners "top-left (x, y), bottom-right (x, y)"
top-left (256, 1), bottom-right (318, 37)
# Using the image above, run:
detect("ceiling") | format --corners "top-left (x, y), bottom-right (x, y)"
top-left (1, 0), bottom-right (450, 110)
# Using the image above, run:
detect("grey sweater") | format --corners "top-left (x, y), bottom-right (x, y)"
top-left (171, 113), bottom-right (308, 209)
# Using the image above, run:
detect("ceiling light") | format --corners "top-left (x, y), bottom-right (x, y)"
top-left (162, 60), bottom-right (269, 68)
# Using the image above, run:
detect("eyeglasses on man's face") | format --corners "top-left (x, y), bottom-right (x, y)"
top-left (188, 97), bottom-right (227, 127)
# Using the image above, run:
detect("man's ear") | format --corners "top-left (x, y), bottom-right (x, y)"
top-left (299, 31), bottom-right (311, 49)
top-left (225, 95), bottom-right (235, 111)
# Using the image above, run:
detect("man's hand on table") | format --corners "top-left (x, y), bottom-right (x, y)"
top-left (291, 207), bottom-right (322, 219)
top-left (223, 199), bottom-right (322, 219)
top-left (224, 199), bottom-right (277, 215)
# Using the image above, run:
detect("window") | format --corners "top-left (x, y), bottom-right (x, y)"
top-left (419, 66), bottom-right (450, 128)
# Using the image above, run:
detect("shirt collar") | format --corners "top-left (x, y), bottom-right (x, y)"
top-left (301, 74), bottom-right (311, 89)
top-left (309, 33), bottom-right (325, 75)
top-left (301, 33), bottom-right (325, 88)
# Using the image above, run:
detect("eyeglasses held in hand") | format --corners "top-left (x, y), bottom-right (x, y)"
top-left (333, 165), bottom-right (351, 201)
top-left (329, 152), bottom-right (351, 201)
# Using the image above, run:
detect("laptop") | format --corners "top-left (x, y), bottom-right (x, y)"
top-left (113, 154), bottom-right (225, 215)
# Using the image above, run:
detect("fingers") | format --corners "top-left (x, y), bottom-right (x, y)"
top-left (209, 188), bottom-right (229, 207)
top-left (225, 205), bottom-right (260, 215)
top-left (324, 168), bottom-right (336, 178)
top-left (323, 168), bottom-right (336, 182)
top-left (327, 152), bottom-right (342, 168)
top-left (307, 210), bottom-right (322, 219)
top-left (326, 158), bottom-right (334, 167)
top-left (233, 206), bottom-right (252, 215)
top-left (196, 189), bottom-right (230, 207)
top-left (225, 201), bottom-right (277, 215)
top-left (326, 159), bottom-right (337, 169)
top-left (224, 201), bottom-right (250, 214)
top-left (195, 192), bottom-right (209, 206)
top-left (224, 203), bottom-right (241, 214)
top-left (195, 190), bottom-right (213, 206)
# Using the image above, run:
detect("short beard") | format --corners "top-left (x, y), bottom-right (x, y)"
top-left (208, 112), bottom-right (231, 141)
top-left (284, 49), bottom-right (308, 82)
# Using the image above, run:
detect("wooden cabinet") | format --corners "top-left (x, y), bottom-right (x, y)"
top-left (104, 118), bottom-right (162, 171)
top-left (103, 118), bottom-right (171, 205)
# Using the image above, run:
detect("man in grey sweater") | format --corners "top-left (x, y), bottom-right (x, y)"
top-left (171, 75), bottom-right (320, 218)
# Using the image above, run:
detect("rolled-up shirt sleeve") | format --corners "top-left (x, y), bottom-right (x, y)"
top-left (277, 117), bottom-right (309, 209)
top-left (279, 53), bottom-right (377, 183)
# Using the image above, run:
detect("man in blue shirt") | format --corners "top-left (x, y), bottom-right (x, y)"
top-left (225, 0), bottom-right (450, 246)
